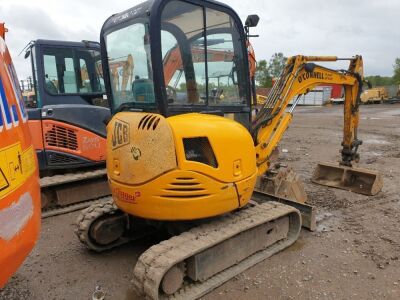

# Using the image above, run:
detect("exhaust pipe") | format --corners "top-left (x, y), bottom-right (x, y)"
top-left (311, 162), bottom-right (383, 196)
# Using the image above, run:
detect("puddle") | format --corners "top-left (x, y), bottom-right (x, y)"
top-left (383, 108), bottom-right (400, 116)
top-left (125, 287), bottom-right (141, 300)
top-left (367, 151), bottom-right (382, 157)
top-left (363, 139), bottom-right (390, 145)
top-left (316, 211), bottom-right (342, 232)
top-left (361, 117), bottom-right (381, 120)
top-left (287, 239), bottom-right (305, 252)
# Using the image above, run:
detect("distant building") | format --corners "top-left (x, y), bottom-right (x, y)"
top-left (257, 84), bottom-right (343, 106)
top-left (291, 86), bottom-right (333, 106)
top-left (256, 87), bottom-right (272, 97)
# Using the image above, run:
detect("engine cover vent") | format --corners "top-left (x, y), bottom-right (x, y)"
top-left (137, 114), bottom-right (161, 130)
top-left (45, 125), bottom-right (78, 150)
top-left (48, 153), bottom-right (81, 165)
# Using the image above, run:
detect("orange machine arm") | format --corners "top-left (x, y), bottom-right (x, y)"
top-left (252, 55), bottom-right (364, 175)
top-left (247, 40), bottom-right (256, 79)
top-left (163, 46), bottom-right (185, 86)
top-left (163, 46), bottom-right (235, 85)
top-left (0, 23), bottom-right (7, 40)
top-left (163, 42), bottom-right (257, 86)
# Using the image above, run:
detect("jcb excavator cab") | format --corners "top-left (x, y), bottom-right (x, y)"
top-left (101, 0), bottom-right (253, 125)
top-left (101, 0), bottom-right (258, 219)
top-left (25, 40), bottom-right (110, 172)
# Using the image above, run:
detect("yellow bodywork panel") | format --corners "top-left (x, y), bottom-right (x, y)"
top-left (107, 112), bottom-right (258, 220)
top-left (112, 169), bottom-right (256, 220)
top-left (167, 113), bottom-right (256, 183)
top-left (107, 112), bottom-right (177, 185)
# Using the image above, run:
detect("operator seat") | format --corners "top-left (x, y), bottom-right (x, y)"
top-left (45, 79), bottom-right (59, 94)
top-left (132, 77), bottom-right (155, 103)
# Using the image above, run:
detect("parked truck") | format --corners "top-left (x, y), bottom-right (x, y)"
top-left (360, 87), bottom-right (388, 104)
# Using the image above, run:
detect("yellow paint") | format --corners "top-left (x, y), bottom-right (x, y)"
top-left (256, 94), bottom-right (267, 105)
top-left (107, 112), bottom-right (257, 220)
top-left (111, 168), bottom-right (257, 220)
top-left (107, 112), bottom-right (177, 185)
top-left (107, 56), bottom-right (365, 221)
top-left (167, 113), bottom-right (256, 183)
top-left (0, 143), bottom-right (36, 198)
top-left (254, 55), bottom-right (364, 174)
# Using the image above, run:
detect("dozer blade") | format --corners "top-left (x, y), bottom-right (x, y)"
top-left (255, 166), bottom-right (308, 204)
top-left (311, 162), bottom-right (383, 195)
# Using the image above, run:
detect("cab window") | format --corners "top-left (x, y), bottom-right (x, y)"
top-left (161, 1), bottom-right (204, 105)
top-left (160, 0), bottom-right (248, 108)
top-left (42, 47), bottom-right (104, 95)
top-left (161, 31), bottom-right (188, 105)
top-left (106, 22), bottom-right (155, 112)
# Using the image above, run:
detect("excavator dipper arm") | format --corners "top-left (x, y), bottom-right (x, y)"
top-left (252, 55), bottom-right (382, 195)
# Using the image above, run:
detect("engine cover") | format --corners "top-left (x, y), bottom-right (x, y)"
top-left (107, 112), bottom-right (257, 220)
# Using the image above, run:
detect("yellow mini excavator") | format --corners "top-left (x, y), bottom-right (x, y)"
top-left (75, 0), bottom-right (382, 299)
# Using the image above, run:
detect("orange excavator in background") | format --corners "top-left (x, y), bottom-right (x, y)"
top-left (0, 23), bottom-right (41, 288)
top-left (22, 40), bottom-right (137, 214)
top-left (23, 40), bottom-right (112, 213)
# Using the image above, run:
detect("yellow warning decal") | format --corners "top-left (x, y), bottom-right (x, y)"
top-left (0, 142), bottom-right (36, 198)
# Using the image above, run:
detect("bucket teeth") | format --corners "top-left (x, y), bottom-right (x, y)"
top-left (311, 162), bottom-right (383, 196)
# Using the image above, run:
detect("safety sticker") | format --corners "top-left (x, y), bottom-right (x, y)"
top-left (0, 142), bottom-right (36, 198)
top-left (0, 168), bottom-right (9, 191)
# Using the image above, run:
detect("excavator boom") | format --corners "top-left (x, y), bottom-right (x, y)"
top-left (252, 55), bottom-right (382, 195)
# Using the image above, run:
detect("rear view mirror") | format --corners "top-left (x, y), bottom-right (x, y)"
top-left (245, 15), bottom-right (260, 28)
top-left (24, 50), bottom-right (31, 59)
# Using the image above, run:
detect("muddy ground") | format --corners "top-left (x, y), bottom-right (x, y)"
top-left (1, 104), bottom-right (400, 300)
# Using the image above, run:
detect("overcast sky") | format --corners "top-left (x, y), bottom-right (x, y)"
top-left (1, 0), bottom-right (399, 80)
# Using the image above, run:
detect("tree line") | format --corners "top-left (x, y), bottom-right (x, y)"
top-left (366, 58), bottom-right (400, 86)
top-left (256, 54), bottom-right (400, 88)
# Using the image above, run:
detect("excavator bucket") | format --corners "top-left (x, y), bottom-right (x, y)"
top-left (311, 162), bottom-right (383, 196)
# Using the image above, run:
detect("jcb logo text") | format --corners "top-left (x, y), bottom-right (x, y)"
top-left (112, 120), bottom-right (129, 149)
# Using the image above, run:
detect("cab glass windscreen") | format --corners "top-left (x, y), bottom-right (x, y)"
top-left (105, 22), bottom-right (155, 112)
top-left (42, 47), bottom-right (104, 95)
top-left (160, 0), bottom-right (247, 107)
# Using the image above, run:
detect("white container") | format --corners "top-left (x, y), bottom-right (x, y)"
top-left (290, 86), bottom-right (332, 106)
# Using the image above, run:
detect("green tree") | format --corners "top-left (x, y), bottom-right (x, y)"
top-left (365, 75), bottom-right (394, 87)
top-left (268, 52), bottom-right (287, 78)
top-left (393, 58), bottom-right (400, 84)
top-left (255, 59), bottom-right (272, 87)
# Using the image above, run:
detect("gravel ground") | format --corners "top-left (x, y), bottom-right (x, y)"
top-left (1, 103), bottom-right (400, 300)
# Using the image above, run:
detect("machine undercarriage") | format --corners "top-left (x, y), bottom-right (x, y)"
top-left (40, 167), bottom-right (110, 217)
top-left (76, 193), bottom-right (301, 299)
